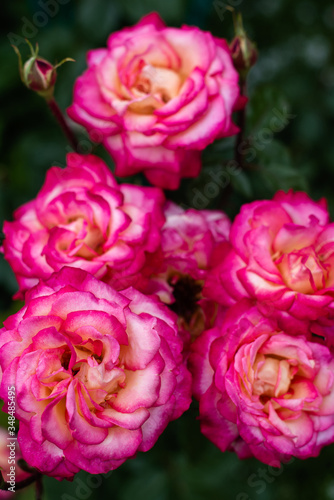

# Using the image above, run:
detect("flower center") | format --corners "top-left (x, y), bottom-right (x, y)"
top-left (60, 350), bottom-right (71, 371)
top-left (274, 247), bottom-right (328, 294)
top-left (56, 216), bottom-right (105, 260)
top-left (60, 345), bottom-right (125, 406)
top-left (132, 64), bottom-right (182, 105)
top-left (61, 347), bottom-right (102, 375)
top-left (253, 355), bottom-right (293, 398)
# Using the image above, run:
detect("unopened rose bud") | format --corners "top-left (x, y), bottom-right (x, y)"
top-left (230, 13), bottom-right (257, 81)
top-left (22, 56), bottom-right (57, 97)
top-left (230, 36), bottom-right (257, 74)
top-left (12, 40), bottom-right (73, 101)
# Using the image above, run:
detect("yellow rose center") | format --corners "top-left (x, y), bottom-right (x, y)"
top-left (274, 248), bottom-right (328, 294)
top-left (253, 355), bottom-right (293, 398)
top-left (130, 64), bottom-right (182, 112)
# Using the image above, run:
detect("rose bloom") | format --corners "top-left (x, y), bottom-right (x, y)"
top-left (189, 300), bottom-right (334, 464)
top-left (67, 12), bottom-right (242, 190)
top-left (0, 267), bottom-right (191, 479)
top-left (0, 428), bottom-right (31, 498)
top-left (3, 153), bottom-right (165, 299)
top-left (142, 202), bottom-right (230, 340)
top-left (204, 190), bottom-right (334, 335)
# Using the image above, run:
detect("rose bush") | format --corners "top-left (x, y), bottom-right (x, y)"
top-left (204, 190), bottom-right (334, 335)
top-left (67, 12), bottom-right (242, 189)
top-left (2, 153), bottom-right (165, 299)
top-left (189, 300), bottom-right (334, 465)
top-left (0, 267), bottom-right (191, 478)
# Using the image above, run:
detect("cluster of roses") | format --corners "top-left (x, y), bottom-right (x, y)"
top-left (1, 12), bottom-right (334, 485)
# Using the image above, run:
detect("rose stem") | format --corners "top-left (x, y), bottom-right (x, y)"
top-left (219, 80), bottom-right (247, 210)
top-left (46, 97), bottom-right (79, 151)
top-left (35, 475), bottom-right (44, 500)
top-left (234, 80), bottom-right (247, 170)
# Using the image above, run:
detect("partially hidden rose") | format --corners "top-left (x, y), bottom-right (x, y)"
top-left (142, 202), bottom-right (230, 340)
top-left (204, 190), bottom-right (334, 336)
top-left (2, 153), bottom-right (165, 299)
top-left (189, 300), bottom-right (334, 465)
top-left (0, 428), bottom-right (31, 497)
top-left (67, 12), bottom-right (242, 190)
top-left (0, 268), bottom-right (192, 479)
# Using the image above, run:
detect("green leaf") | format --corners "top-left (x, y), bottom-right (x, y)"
top-left (258, 164), bottom-right (308, 193)
top-left (246, 85), bottom-right (295, 137)
top-left (44, 471), bottom-right (101, 500)
top-left (230, 169), bottom-right (253, 199)
top-left (0, 401), bottom-right (8, 429)
top-left (255, 138), bottom-right (292, 167)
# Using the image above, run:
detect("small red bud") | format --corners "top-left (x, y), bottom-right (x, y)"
top-left (230, 36), bottom-right (258, 74)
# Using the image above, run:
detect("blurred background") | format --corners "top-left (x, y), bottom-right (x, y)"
top-left (1, 0), bottom-right (334, 499)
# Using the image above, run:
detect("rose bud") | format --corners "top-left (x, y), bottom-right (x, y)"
top-left (22, 56), bottom-right (57, 95)
top-left (230, 36), bottom-right (257, 74)
top-left (12, 40), bottom-right (73, 100)
top-left (229, 13), bottom-right (257, 80)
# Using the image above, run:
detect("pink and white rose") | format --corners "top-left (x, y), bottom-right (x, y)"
top-left (204, 190), bottom-right (334, 335)
top-left (189, 300), bottom-right (334, 464)
top-left (0, 267), bottom-right (191, 479)
top-left (67, 13), bottom-right (242, 190)
top-left (3, 153), bottom-right (165, 299)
